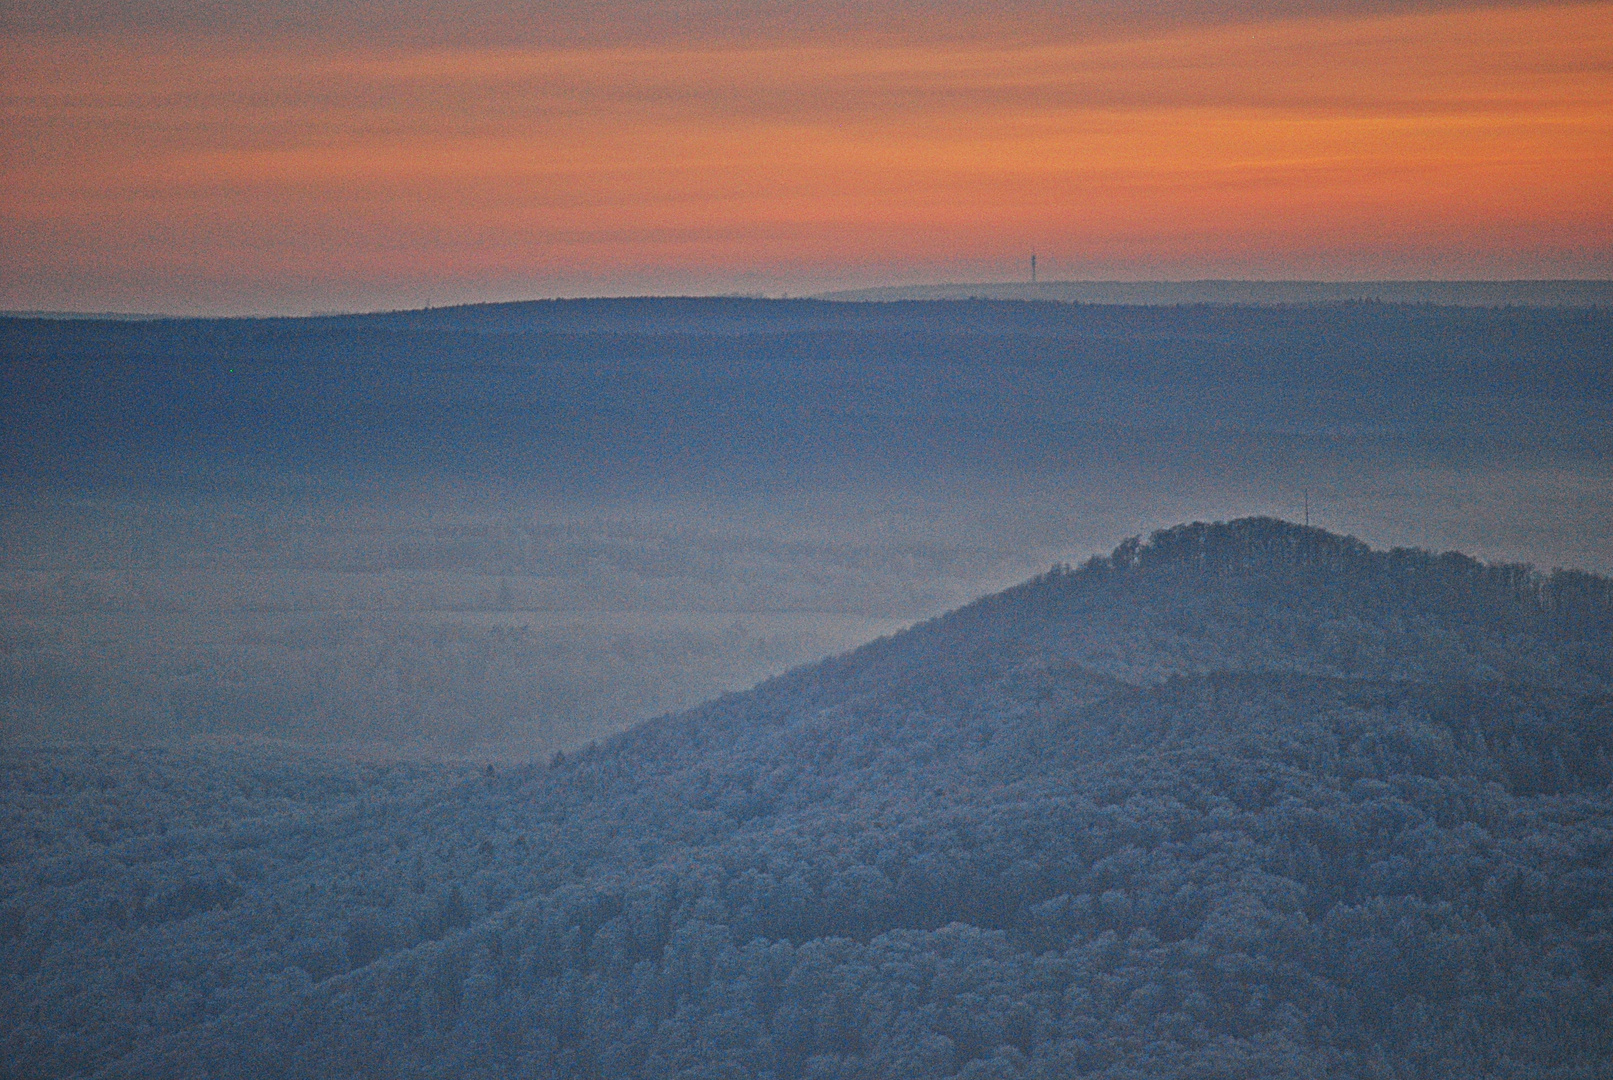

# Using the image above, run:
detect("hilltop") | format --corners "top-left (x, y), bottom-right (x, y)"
top-left (4, 519), bottom-right (1613, 1079)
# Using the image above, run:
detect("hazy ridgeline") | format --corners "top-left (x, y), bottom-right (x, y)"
top-left (3, 298), bottom-right (1610, 757)
top-left (821, 280), bottom-right (1613, 306)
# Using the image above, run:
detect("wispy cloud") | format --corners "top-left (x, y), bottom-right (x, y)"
top-left (3, 2), bottom-right (1610, 311)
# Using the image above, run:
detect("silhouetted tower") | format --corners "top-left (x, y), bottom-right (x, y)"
top-left (1030, 252), bottom-right (1037, 284)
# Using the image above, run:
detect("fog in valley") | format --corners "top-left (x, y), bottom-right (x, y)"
top-left (4, 298), bottom-right (1609, 759)
top-left (4, 471), bottom-right (1607, 759)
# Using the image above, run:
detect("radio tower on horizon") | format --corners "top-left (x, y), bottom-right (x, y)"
top-left (1030, 252), bottom-right (1037, 284)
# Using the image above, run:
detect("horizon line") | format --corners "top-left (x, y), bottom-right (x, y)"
top-left (7, 278), bottom-right (1613, 321)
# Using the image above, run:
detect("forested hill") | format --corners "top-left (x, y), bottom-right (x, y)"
top-left (7, 519), bottom-right (1613, 1079)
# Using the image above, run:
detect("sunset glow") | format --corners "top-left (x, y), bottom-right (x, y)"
top-left (3, 2), bottom-right (1611, 312)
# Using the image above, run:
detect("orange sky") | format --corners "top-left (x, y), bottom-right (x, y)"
top-left (2, 2), bottom-right (1610, 313)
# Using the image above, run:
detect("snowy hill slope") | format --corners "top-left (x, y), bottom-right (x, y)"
top-left (6, 518), bottom-right (1613, 1079)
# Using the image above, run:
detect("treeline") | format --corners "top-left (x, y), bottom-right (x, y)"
top-left (1073, 518), bottom-right (1613, 642)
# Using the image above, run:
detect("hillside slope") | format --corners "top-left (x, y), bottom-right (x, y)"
top-left (5, 519), bottom-right (1613, 1079)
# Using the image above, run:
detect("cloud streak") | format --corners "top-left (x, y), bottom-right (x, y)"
top-left (3, 2), bottom-right (1610, 311)
top-left (0, 0), bottom-right (1570, 45)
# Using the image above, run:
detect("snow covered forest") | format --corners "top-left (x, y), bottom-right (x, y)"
top-left (6, 518), bottom-right (1613, 1079)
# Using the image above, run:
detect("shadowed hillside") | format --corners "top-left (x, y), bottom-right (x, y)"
top-left (4, 518), bottom-right (1613, 1079)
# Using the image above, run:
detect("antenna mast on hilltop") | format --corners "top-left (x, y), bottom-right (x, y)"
top-left (1030, 252), bottom-right (1037, 284)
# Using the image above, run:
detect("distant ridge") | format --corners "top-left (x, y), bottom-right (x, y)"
top-left (0, 309), bottom-right (173, 321)
top-left (818, 279), bottom-right (1613, 307)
